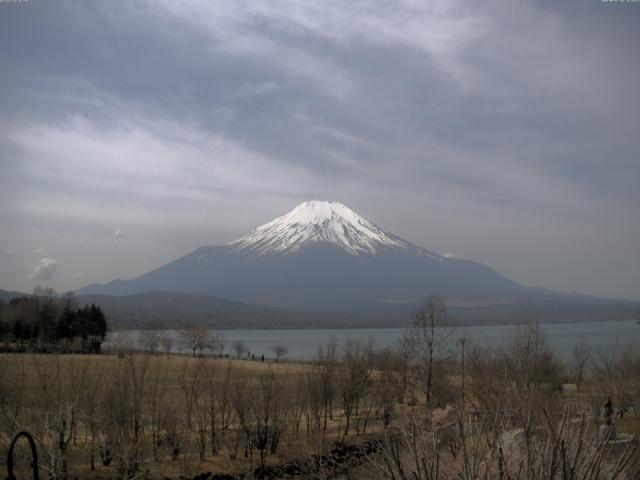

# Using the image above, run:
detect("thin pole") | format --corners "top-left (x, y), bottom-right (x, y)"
top-left (460, 338), bottom-right (466, 411)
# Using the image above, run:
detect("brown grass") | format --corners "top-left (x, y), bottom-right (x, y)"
top-left (0, 352), bottom-right (387, 479)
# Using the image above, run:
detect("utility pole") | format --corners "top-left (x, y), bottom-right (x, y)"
top-left (460, 338), bottom-right (466, 411)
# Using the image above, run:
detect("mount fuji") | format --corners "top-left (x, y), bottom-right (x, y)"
top-left (77, 201), bottom-right (638, 325)
top-left (228, 201), bottom-right (412, 256)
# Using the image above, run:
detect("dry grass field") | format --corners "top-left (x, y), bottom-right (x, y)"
top-left (0, 350), bottom-right (398, 479)
top-left (2, 323), bottom-right (640, 480)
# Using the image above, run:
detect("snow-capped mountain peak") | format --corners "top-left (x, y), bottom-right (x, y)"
top-left (228, 200), bottom-right (410, 255)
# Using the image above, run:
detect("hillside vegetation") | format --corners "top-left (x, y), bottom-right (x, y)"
top-left (1, 298), bottom-right (639, 479)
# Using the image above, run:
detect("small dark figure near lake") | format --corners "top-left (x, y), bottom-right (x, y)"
top-left (605, 397), bottom-right (614, 426)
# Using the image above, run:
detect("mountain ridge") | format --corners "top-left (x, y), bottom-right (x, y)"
top-left (75, 201), bottom-right (640, 323)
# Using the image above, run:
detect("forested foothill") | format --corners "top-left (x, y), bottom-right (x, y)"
top-left (0, 287), bottom-right (108, 353)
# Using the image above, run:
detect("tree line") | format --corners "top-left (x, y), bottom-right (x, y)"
top-left (0, 287), bottom-right (108, 353)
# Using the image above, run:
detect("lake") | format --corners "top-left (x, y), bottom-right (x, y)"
top-left (113, 320), bottom-right (640, 362)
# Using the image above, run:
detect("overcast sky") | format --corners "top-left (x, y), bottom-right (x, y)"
top-left (1, 0), bottom-right (639, 300)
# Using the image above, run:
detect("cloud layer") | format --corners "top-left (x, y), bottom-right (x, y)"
top-left (0, 0), bottom-right (638, 299)
top-left (30, 258), bottom-right (59, 283)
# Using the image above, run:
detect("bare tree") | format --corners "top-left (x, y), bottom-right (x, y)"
top-left (0, 354), bottom-right (27, 446)
top-left (110, 331), bottom-right (135, 358)
top-left (397, 338), bottom-right (412, 404)
top-left (232, 340), bottom-right (248, 360)
top-left (300, 368), bottom-right (329, 471)
top-left (571, 341), bottom-right (592, 387)
top-left (217, 362), bottom-right (235, 444)
top-left (591, 344), bottom-right (640, 424)
top-left (507, 323), bottom-right (565, 394)
top-left (373, 348), bottom-right (403, 427)
top-left (373, 402), bottom-right (640, 480)
top-left (337, 337), bottom-right (373, 435)
top-left (404, 293), bottom-right (453, 408)
top-left (147, 360), bottom-right (172, 462)
top-left (73, 355), bottom-right (105, 472)
top-left (208, 332), bottom-right (226, 358)
top-left (233, 369), bottom-right (289, 471)
top-left (203, 360), bottom-right (221, 455)
top-left (138, 331), bottom-right (160, 355)
top-left (160, 334), bottom-right (173, 357)
top-left (467, 323), bottom-right (565, 455)
top-left (179, 359), bottom-right (209, 459)
top-left (317, 337), bottom-right (338, 429)
top-left (271, 344), bottom-right (288, 362)
top-left (288, 373), bottom-right (306, 438)
top-left (178, 324), bottom-right (209, 357)
top-left (99, 352), bottom-right (152, 479)
top-left (31, 355), bottom-right (77, 480)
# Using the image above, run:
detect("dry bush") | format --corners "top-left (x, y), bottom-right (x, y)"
top-left (590, 345), bottom-right (640, 416)
top-left (373, 403), bottom-right (640, 480)
top-left (316, 337), bottom-right (338, 430)
top-left (232, 368), bottom-right (289, 471)
top-left (337, 337), bottom-right (374, 436)
top-left (373, 324), bottom-right (639, 480)
top-left (468, 324), bottom-right (565, 423)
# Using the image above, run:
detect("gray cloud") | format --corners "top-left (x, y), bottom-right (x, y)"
top-left (30, 258), bottom-right (59, 283)
top-left (0, 0), bottom-right (638, 299)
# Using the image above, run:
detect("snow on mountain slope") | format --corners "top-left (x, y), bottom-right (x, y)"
top-left (228, 200), bottom-right (413, 256)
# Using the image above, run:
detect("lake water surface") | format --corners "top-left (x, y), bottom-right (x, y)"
top-left (115, 320), bottom-right (640, 362)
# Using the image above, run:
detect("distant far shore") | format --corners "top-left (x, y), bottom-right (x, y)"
top-left (107, 319), bottom-right (640, 362)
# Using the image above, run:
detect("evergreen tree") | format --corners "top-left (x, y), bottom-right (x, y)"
top-left (1, 289), bottom-right (108, 352)
top-left (87, 304), bottom-right (107, 353)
